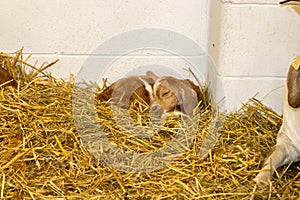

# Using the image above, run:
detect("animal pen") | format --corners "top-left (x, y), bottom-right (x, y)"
top-left (1, 0), bottom-right (300, 199)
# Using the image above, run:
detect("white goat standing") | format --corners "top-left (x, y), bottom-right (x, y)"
top-left (254, 56), bottom-right (300, 185)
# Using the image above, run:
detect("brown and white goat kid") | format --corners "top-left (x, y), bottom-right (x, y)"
top-left (254, 56), bottom-right (300, 185)
top-left (97, 71), bottom-right (203, 117)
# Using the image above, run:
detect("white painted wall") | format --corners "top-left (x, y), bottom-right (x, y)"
top-left (1, 0), bottom-right (209, 77)
top-left (209, 0), bottom-right (300, 113)
top-left (1, 0), bottom-right (300, 113)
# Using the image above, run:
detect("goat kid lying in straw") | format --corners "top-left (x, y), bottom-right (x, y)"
top-left (97, 71), bottom-right (203, 118)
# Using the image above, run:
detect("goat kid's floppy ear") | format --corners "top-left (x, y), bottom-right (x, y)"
top-left (178, 80), bottom-right (198, 116)
top-left (287, 55), bottom-right (300, 108)
top-left (146, 71), bottom-right (159, 81)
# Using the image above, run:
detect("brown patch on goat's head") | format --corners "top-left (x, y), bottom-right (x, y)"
top-left (287, 62), bottom-right (300, 108)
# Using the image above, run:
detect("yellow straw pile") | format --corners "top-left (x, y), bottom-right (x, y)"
top-left (0, 50), bottom-right (299, 199)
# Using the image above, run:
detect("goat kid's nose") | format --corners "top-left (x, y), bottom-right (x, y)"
top-left (151, 104), bottom-right (160, 112)
top-left (150, 104), bottom-right (164, 117)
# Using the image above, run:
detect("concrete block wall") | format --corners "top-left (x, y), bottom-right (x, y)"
top-left (1, 0), bottom-right (209, 78)
top-left (1, 0), bottom-right (300, 113)
top-left (209, 0), bottom-right (300, 112)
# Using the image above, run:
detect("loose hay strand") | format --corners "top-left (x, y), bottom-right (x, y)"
top-left (1, 174), bottom-right (5, 198)
top-left (0, 50), bottom-right (299, 199)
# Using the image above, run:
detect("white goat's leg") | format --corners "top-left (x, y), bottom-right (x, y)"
top-left (254, 141), bottom-right (298, 185)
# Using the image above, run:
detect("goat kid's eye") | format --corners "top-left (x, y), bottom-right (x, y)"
top-left (162, 91), bottom-right (170, 97)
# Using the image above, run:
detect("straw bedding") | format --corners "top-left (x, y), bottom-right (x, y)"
top-left (0, 50), bottom-right (299, 199)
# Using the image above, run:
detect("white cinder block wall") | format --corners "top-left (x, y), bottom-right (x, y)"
top-left (1, 0), bottom-right (300, 113)
top-left (1, 0), bottom-right (209, 78)
top-left (209, 0), bottom-right (300, 113)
